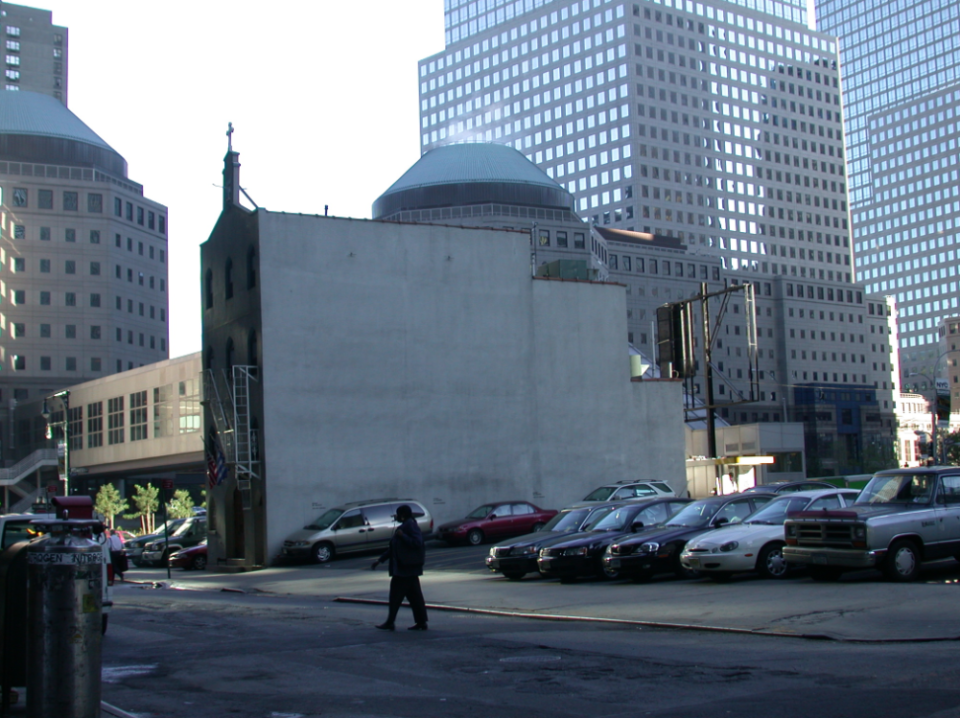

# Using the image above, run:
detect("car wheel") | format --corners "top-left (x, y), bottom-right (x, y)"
top-left (503, 571), bottom-right (526, 580)
top-left (808, 566), bottom-right (844, 582)
top-left (883, 539), bottom-right (921, 582)
top-left (102, 614), bottom-right (109, 635)
top-left (191, 555), bottom-right (208, 571)
top-left (466, 529), bottom-right (484, 546)
top-left (757, 543), bottom-right (790, 580)
top-left (599, 562), bottom-right (620, 580)
top-left (313, 542), bottom-right (335, 564)
top-left (532, 522), bottom-right (545, 532)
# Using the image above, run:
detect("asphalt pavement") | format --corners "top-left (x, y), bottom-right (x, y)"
top-left (122, 540), bottom-right (960, 642)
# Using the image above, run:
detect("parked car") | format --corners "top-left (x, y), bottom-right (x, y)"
top-left (281, 498), bottom-right (433, 564)
top-left (571, 480), bottom-right (676, 507)
top-left (784, 467), bottom-right (960, 582)
top-left (437, 501), bottom-right (557, 546)
top-left (125, 518), bottom-right (187, 567)
top-left (680, 489), bottom-right (860, 580)
top-left (537, 498), bottom-right (692, 580)
top-left (742, 480), bottom-right (837, 494)
top-left (140, 517), bottom-right (207, 567)
top-left (602, 493), bottom-right (773, 582)
top-left (486, 503), bottom-right (623, 580)
top-left (169, 541), bottom-right (207, 571)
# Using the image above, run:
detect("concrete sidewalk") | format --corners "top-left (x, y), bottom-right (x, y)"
top-left (121, 561), bottom-right (960, 643)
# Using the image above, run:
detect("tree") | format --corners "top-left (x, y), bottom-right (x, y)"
top-left (165, 489), bottom-right (194, 520)
top-left (124, 484), bottom-right (160, 534)
top-left (94, 483), bottom-right (128, 529)
top-left (945, 429), bottom-right (960, 466)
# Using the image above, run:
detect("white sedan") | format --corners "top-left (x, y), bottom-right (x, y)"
top-left (680, 488), bottom-right (860, 580)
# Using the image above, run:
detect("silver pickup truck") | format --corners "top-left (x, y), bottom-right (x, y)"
top-left (783, 467), bottom-right (960, 582)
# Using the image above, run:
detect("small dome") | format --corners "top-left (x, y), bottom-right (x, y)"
top-left (373, 143), bottom-right (574, 220)
top-left (0, 91), bottom-right (126, 176)
top-left (0, 91), bottom-right (113, 150)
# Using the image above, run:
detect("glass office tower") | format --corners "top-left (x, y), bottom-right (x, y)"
top-left (816, 0), bottom-right (960, 388)
top-left (418, 0), bottom-right (902, 472)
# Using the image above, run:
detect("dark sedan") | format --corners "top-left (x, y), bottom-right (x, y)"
top-left (437, 501), bottom-right (558, 546)
top-left (537, 498), bottom-right (692, 581)
top-left (486, 503), bottom-right (622, 580)
top-left (601, 493), bottom-right (773, 581)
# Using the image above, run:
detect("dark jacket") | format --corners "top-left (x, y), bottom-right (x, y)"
top-left (379, 517), bottom-right (425, 577)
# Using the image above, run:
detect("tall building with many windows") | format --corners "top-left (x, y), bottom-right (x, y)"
top-left (815, 0), bottom-right (960, 392)
top-left (1, 2), bottom-right (67, 103)
top-left (0, 91), bottom-right (169, 459)
top-left (418, 0), bottom-right (901, 470)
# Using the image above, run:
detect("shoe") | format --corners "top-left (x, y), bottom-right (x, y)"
top-left (407, 624), bottom-right (428, 631)
top-left (375, 622), bottom-right (395, 631)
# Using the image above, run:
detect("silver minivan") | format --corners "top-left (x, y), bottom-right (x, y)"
top-left (281, 498), bottom-right (433, 563)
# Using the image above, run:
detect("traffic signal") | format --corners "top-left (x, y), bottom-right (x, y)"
top-left (656, 303), bottom-right (695, 378)
top-left (937, 393), bottom-right (951, 422)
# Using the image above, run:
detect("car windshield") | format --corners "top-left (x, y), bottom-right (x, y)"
top-left (153, 519), bottom-right (186, 537)
top-left (665, 501), bottom-right (720, 527)
top-left (467, 504), bottom-right (496, 519)
top-left (857, 474), bottom-right (936, 505)
top-left (543, 508), bottom-right (590, 532)
top-left (305, 509), bottom-right (343, 530)
top-left (170, 520), bottom-right (202, 538)
top-left (744, 496), bottom-right (810, 524)
top-left (582, 505), bottom-right (618, 530)
top-left (590, 506), bottom-right (641, 531)
top-left (582, 487), bottom-right (616, 502)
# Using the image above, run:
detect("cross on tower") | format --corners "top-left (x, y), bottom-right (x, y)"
top-left (226, 122), bottom-right (234, 152)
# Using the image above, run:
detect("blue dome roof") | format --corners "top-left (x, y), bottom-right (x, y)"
top-left (0, 91), bottom-right (114, 150)
top-left (383, 143), bottom-right (561, 193)
top-left (373, 143), bottom-right (573, 220)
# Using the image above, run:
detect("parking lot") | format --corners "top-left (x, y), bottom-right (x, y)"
top-left (101, 539), bottom-right (960, 718)
top-left (124, 538), bottom-right (960, 642)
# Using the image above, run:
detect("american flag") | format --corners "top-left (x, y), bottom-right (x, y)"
top-left (206, 434), bottom-right (229, 488)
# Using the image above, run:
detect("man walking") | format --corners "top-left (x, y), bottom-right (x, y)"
top-left (371, 504), bottom-right (428, 631)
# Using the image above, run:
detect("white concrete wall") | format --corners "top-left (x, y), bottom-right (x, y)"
top-left (254, 213), bottom-right (684, 557)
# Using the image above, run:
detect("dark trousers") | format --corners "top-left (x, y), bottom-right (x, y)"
top-left (386, 575), bottom-right (428, 626)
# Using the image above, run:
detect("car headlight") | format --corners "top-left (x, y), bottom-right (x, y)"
top-left (563, 546), bottom-right (589, 557)
top-left (720, 541), bottom-right (739, 552)
top-left (605, 544), bottom-right (616, 555)
top-left (489, 547), bottom-right (498, 557)
top-left (639, 542), bottom-right (660, 554)
top-left (853, 525), bottom-right (866, 539)
top-left (785, 524), bottom-right (797, 537)
top-left (520, 545), bottom-right (538, 555)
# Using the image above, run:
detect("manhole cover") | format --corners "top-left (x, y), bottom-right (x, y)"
top-left (499, 655), bottom-right (561, 664)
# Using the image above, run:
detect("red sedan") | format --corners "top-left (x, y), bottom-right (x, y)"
top-left (437, 502), bottom-right (558, 546)
top-left (168, 541), bottom-right (207, 571)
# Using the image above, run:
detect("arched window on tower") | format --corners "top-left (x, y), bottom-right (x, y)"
top-left (204, 269), bottom-right (214, 309)
top-left (247, 329), bottom-right (258, 367)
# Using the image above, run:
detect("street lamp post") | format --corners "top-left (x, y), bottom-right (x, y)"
top-left (41, 389), bottom-right (71, 496)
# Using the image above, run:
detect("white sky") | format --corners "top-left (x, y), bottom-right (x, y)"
top-left (35, 0), bottom-right (445, 358)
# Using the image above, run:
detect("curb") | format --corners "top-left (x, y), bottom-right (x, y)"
top-left (333, 596), bottom-right (960, 644)
top-left (101, 701), bottom-right (138, 718)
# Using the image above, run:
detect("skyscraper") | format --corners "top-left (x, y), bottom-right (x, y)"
top-left (418, 0), bottom-right (901, 472)
top-left (1, 2), bottom-right (67, 103)
top-left (816, 0), bottom-right (960, 390)
top-left (0, 92), bottom-right (169, 421)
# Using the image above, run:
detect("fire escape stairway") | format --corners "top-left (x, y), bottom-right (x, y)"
top-left (232, 365), bottom-right (259, 488)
